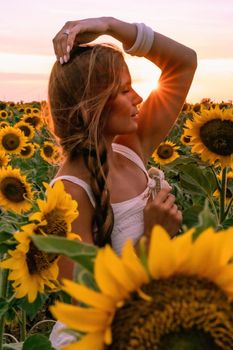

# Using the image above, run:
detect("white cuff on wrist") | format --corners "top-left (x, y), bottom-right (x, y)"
top-left (124, 23), bottom-right (154, 57)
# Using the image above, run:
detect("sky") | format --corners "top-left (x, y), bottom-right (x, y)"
top-left (0, 0), bottom-right (233, 103)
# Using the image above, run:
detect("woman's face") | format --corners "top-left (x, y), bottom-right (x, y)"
top-left (104, 64), bottom-right (143, 137)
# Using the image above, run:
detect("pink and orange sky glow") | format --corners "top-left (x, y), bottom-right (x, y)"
top-left (0, 0), bottom-right (233, 103)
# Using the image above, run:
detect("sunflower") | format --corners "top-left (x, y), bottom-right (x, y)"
top-left (25, 107), bottom-right (32, 114)
top-left (0, 121), bottom-right (9, 129)
top-left (20, 143), bottom-right (36, 159)
top-left (180, 133), bottom-right (192, 146)
top-left (0, 126), bottom-right (27, 154)
top-left (40, 142), bottom-right (59, 164)
top-left (152, 140), bottom-right (180, 165)
top-left (29, 180), bottom-right (79, 238)
top-left (0, 166), bottom-right (34, 213)
top-left (186, 106), bottom-right (233, 168)
top-left (0, 110), bottom-right (8, 119)
top-left (51, 225), bottom-right (233, 350)
top-left (32, 107), bottom-right (40, 114)
top-left (21, 113), bottom-right (43, 130)
top-left (15, 121), bottom-right (35, 139)
top-left (0, 150), bottom-right (10, 167)
top-left (0, 225), bottom-right (59, 302)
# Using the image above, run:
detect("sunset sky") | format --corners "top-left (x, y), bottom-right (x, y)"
top-left (0, 0), bottom-right (233, 103)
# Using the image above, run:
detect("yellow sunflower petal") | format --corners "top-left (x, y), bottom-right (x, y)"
top-left (148, 225), bottom-right (175, 278)
top-left (50, 303), bottom-right (110, 333)
top-left (95, 249), bottom-right (128, 301)
top-left (102, 245), bottom-right (137, 291)
top-left (61, 279), bottom-right (115, 311)
top-left (122, 239), bottom-right (149, 286)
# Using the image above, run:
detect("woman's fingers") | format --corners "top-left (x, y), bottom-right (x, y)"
top-left (153, 188), bottom-right (171, 203)
top-left (53, 22), bottom-right (77, 63)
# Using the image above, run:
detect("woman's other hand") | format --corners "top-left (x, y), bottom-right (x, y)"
top-left (52, 17), bottom-right (110, 64)
top-left (143, 188), bottom-right (182, 239)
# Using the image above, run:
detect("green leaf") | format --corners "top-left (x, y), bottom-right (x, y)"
top-left (183, 205), bottom-right (204, 228)
top-left (32, 235), bottom-right (97, 273)
top-left (73, 262), bottom-right (98, 290)
top-left (22, 334), bottom-right (54, 350)
top-left (0, 232), bottom-right (13, 243)
top-left (20, 293), bottom-right (47, 320)
top-left (222, 219), bottom-right (233, 228)
top-left (179, 164), bottom-right (216, 197)
top-left (193, 199), bottom-right (217, 240)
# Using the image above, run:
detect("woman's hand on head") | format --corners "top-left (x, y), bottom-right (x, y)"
top-left (52, 17), bottom-right (111, 64)
top-left (143, 188), bottom-right (182, 239)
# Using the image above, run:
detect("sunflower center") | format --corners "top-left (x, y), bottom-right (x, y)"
top-left (157, 145), bottom-right (174, 159)
top-left (25, 116), bottom-right (40, 127)
top-left (0, 177), bottom-right (26, 202)
top-left (21, 146), bottom-right (32, 156)
top-left (26, 241), bottom-right (52, 274)
top-left (43, 145), bottom-right (54, 157)
top-left (200, 119), bottom-right (233, 156)
top-left (0, 111), bottom-right (7, 118)
top-left (109, 276), bottom-right (233, 350)
top-left (39, 209), bottom-right (68, 237)
top-left (18, 125), bottom-right (31, 137)
top-left (2, 133), bottom-right (20, 150)
top-left (183, 135), bottom-right (191, 143)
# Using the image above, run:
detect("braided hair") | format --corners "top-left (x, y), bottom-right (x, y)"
top-left (48, 44), bottom-right (125, 246)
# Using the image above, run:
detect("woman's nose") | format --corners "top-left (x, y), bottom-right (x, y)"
top-left (133, 89), bottom-right (143, 105)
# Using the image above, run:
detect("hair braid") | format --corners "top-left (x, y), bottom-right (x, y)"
top-left (83, 140), bottom-right (114, 247)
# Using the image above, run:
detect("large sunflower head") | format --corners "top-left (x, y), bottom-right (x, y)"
top-left (152, 141), bottom-right (180, 165)
top-left (0, 126), bottom-right (27, 154)
top-left (0, 225), bottom-right (59, 303)
top-left (29, 180), bottom-right (79, 237)
top-left (15, 121), bottom-right (35, 139)
top-left (0, 166), bottom-right (34, 213)
top-left (51, 226), bottom-right (233, 350)
top-left (186, 106), bottom-right (233, 168)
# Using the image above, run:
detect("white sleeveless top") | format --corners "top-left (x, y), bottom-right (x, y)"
top-left (49, 143), bottom-right (171, 349)
top-left (50, 143), bottom-right (169, 254)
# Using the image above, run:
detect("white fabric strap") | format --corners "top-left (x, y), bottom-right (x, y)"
top-left (124, 23), bottom-right (154, 57)
top-left (112, 143), bottom-right (148, 176)
top-left (49, 175), bottom-right (95, 207)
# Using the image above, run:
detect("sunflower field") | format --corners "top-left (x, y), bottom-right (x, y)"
top-left (0, 99), bottom-right (233, 350)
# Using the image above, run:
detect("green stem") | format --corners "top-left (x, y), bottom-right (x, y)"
top-left (219, 167), bottom-right (227, 223)
top-left (20, 309), bottom-right (27, 342)
top-left (222, 196), bottom-right (233, 222)
top-left (208, 196), bottom-right (220, 225)
top-left (0, 267), bottom-right (9, 350)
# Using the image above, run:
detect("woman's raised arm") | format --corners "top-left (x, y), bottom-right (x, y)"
top-left (52, 17), bottom-right (197, 162)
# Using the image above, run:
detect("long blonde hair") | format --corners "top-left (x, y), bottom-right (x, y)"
top-left (48, 44), bottom-right (125, 246)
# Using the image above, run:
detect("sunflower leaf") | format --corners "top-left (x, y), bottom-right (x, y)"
top-left (22, 334), bottom-right (54, 350)
top-left (179, 164), bottom-right (216, 197)
top-left (32, 235), bottom-right (97, 273)
top-left (192, 199), bottom-right (217, 239)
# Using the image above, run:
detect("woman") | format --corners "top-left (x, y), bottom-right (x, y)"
top-left (48, 16), bottom-right (197, 348)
